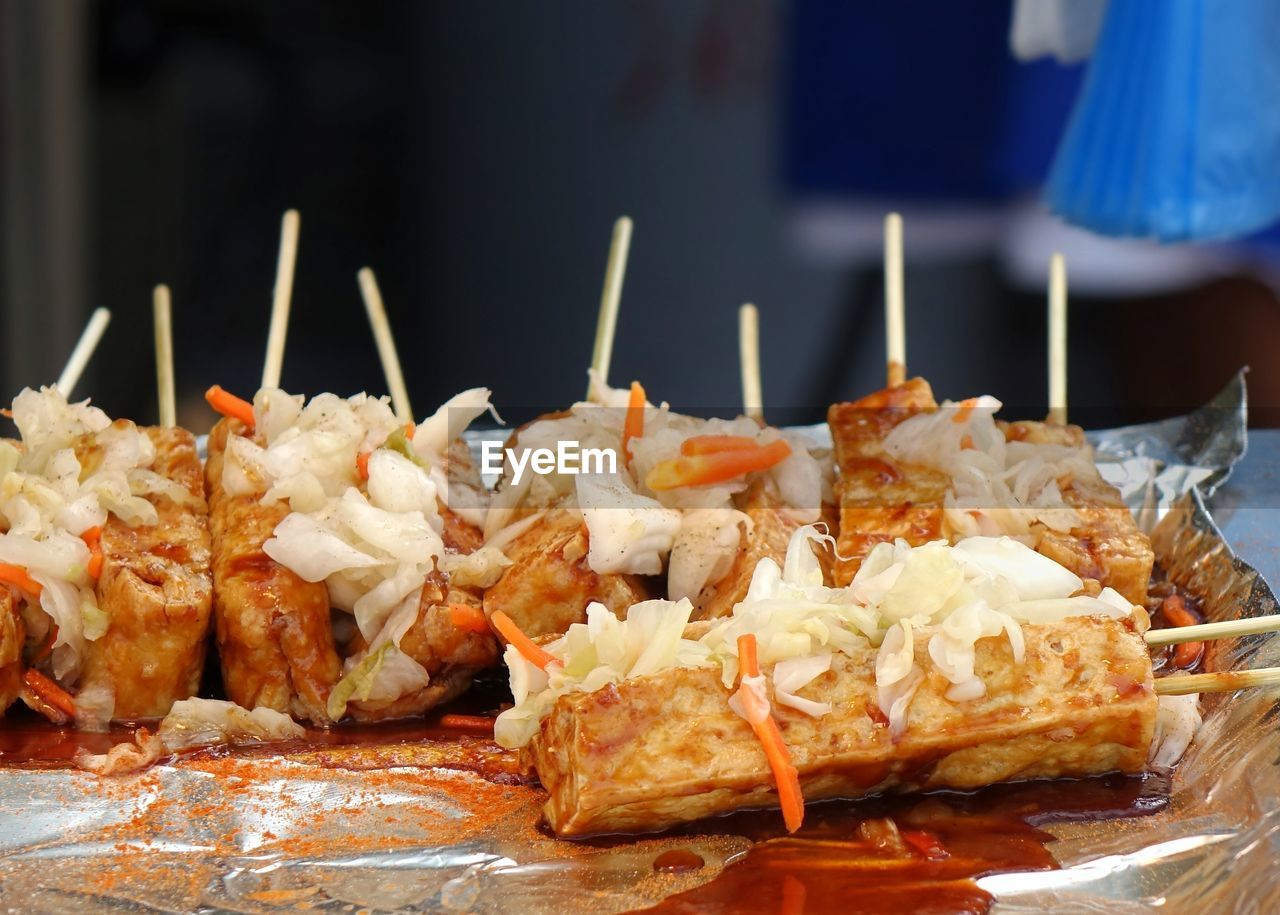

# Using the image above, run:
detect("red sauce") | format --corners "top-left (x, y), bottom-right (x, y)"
top-left (631, 773), bottom-right (1169, 915)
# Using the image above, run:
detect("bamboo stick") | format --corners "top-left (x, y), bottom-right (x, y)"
top-left (1155, 667), bottom-right (1280, 696)
top-left (55, 307), bottom-right (112, 398)
top-left (884, 212), bottom-right (905, 388)
top-left (357, 267), bottom-right (413, 422)
top-left (1145, 615), bottom-right (1280, 648)
top-left (587, 216), bottom-right (633, 400)
top-left (739, 303), bottom-right (763, 422)
top-left (1048, 252), bottom-right (1067, 425)
top-left (153, 285), bottom-right (176, 427)
top-left (261, 209), bottom-right (300, 390)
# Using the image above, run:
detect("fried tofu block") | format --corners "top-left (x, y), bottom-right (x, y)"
top-left (206, 419), bottom-right (341, 724)
top-left (528, 614), bottom-right (1155, 836)
top-left (694, 482), bottom-right (807, 620)
top-left (483, 508), bottom-right (653, 638)
top-left (1000, 421), bottom-right (1154, 606)
top-left (347, 579), bottom-right (501, 721)
top-left (828, 379), bottom-right (947, 585)
top-left (0, 588), bottom-right (23, 714)
top-left (79, 427), bottom-right (214, 719)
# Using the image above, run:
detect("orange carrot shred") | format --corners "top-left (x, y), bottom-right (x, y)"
top-left (23, 668), bottom-right (76, 718)
top-left (82, 526), bottom-right (103, 579)
top-left (0, 563), bottom-right (42, 598)
top-left (205, 385), bottom-right (256, 430)
top-left (448, 603), bottom-right (491, 634)
top-left (1162, 595), bottom-right (1203, 669)
top-left (438, 713), bottom-right (496, 735)
top-left (356, 451), bottom-right (371, 481)
top-left (31, 625), bottom-right (58, 665)
top-left (951, 397), bottom-right (980, 424)
top-left (735, 633), bottom-right (804, 833)
top-left (680, 434), bottom-right (760, 456)
top-left (621, 381), bottom-right (646, 463)
top-left (490, 610), bottom-right (559, 670)
top-left (646, 439), bottom-right (791, 491)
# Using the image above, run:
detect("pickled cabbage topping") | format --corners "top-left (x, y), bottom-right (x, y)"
top-left (494, 599), bottom-right (713, 748)
top-left (1149, 692), bottom-right (1202, 769)
top-left (488, 388), bottom-right (828, 602)
top-left (247, 388), bottom-right (497, 709)
top-left (0, 387), bottom-right (166, 685)
top-left (495, 524), bottom-right (1136, 749)
top-left (159, 697), bottom-right (305, 752)
top-left (883, 395), bottom-right (1098, 542)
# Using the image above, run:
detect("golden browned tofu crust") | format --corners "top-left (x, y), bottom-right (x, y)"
top-left (694, 482), bottom-right (807, 620)
top-left (206, 419), bottom-right (341, 724)
top-left (527, 614), bottom-right (1155, 836)
top-left (483, 508), bottom-right (653, 638)
top-left (348, 578), bottom-right (501, 721)
top-left (827, 378), bottom-right (947, 585)
top-left (0, 588), bottom-right (23, 714)
top-left (1000, 421), bottom-right (1154, 606)
top-left (79, 426), bottom-right (214, 720)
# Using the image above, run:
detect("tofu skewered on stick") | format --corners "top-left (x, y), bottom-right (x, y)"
top-left (2, 302), bottom-right (213, 726)
top-left (500, 526), bottom-right (1280, 837)
top-left (3, 307), bottom-right (112, 718)
top-left (205, 209), bottom-right (342, 723)
top-left (205, 231), bottom-right (500, 724)
top-left (76, 286), bottom-right (213, 720)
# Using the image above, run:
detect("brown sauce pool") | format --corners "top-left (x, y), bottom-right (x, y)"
top-left (630, 772), bottom-right (1169, 915)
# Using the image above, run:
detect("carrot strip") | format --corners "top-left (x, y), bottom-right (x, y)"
top-left (646, 439), bottom-right (791, 491)
top-left (438, 713), bottom-right (496, 735)
top-left (31, 625), bottom-right (58, 665)
top-left (490, 610), bottom-right (560, 670)
top-left (205, 385), bottom-right (256, 430)
top-left (0, 563), bottom-right (42, 598)
top-left (404, 422), bottom-right (416, 438)
top-left (82, 526), bottom-right (103, 579)
top-left (680, 434), bottom-right (760, 456)
top-left (621, 381), bottom-right (646, 463)
top-left (736, 633), bottom-right (804, 833)
top-left (356, 451), bottom-right (371, 481)
top-left (1162, 595), bottom-right (1204, 669)
top-left (449, 603), bottom-right (491, 634)
top-left (951, 397), bottom-right (980, 424)
top-left (23, 669), bottom-right (76, 718)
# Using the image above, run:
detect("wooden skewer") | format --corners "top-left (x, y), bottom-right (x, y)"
top-left (261, 209), bottom-right (301, 390)
top-left (884, 212), bottom-right (905, 388)
top-left (153, 285), bottom-right (176, 428)
top-left (1155, 667), bottom-right (1280, 696)
top-left (56, 307), bottom-right (112, 398)
top-left (1048, 252), bottom-right (1068, 425)
top-left (357, 267), bottom-right (413, 422)
top-left (586, 216), bottom-right (633, 401)
top-left (1145, 615), bottom-right (1280, 648)
top-left (739, 303), bottom-right (763, 422)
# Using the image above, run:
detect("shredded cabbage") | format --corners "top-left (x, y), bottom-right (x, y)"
top-left (576, 472), bottom-right (680, 576)
top-left (883, 395), bottom-right (1099, 544)
top-left (159, 697), bottom-right (305, 752)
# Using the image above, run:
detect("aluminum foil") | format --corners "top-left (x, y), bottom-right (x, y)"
top-left (0, 380), bottom-right (1272, 914)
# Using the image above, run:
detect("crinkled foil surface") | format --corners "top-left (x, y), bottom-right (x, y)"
top-left (1, 376), bottom-right (1274, 914)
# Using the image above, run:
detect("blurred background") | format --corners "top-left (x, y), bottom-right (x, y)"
top-left (4, 0), bottom-right (1280, 430)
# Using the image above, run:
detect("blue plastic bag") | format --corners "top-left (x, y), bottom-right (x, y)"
top-left (1046, 0), bottom-right (1280, 241)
